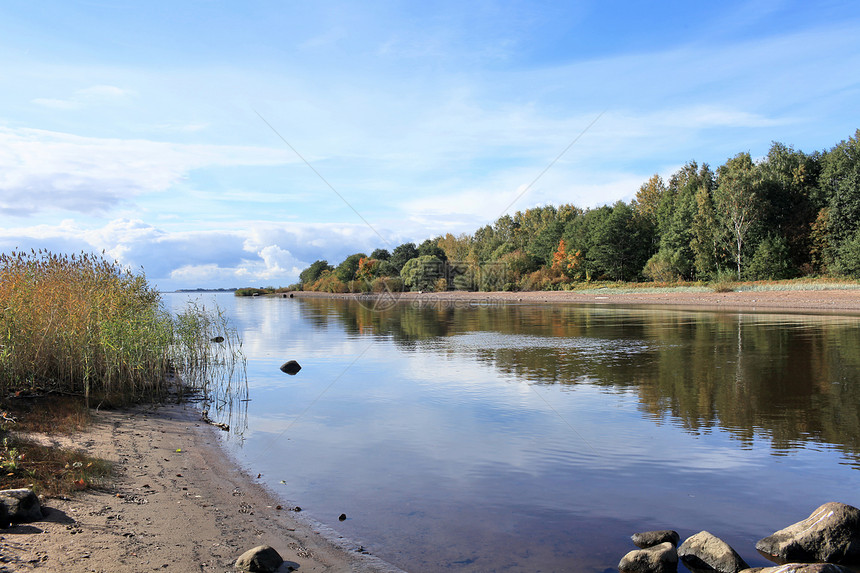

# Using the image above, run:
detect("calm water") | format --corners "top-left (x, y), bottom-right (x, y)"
top-left (165, 293), bottom-right (860, 573)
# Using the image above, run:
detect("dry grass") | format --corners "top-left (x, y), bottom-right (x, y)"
top-left (0, 249), bottom-right (245, 405)
top-left (0, 249), bottom-right (247, 496)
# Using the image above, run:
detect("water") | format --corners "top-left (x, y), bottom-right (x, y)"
top-left (164, 293), bottom-right (860, 572)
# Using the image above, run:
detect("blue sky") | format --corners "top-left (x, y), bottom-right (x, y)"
top-left (1, 1), bottom-right (859, 289)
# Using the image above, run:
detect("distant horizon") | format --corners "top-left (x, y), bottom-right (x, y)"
top-left (2, 1), bottom-right (859, 291)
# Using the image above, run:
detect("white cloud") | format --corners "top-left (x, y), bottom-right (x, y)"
top-left (0, 218), bottom-right (398, 290)
top-left (31, 98), bottom-right (81, 110)
top-left (0, 126), bottom-right (293, 216)
top-left (75, 84), bottom-right (131, 99)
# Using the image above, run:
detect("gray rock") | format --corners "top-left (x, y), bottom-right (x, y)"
top-left (0, 501), bottom-right (9, 528)
top-left (619, 541), bottom-right (678, 573)
top-left (279, 360), bottom-right (301, 375)
top-left (678, 531), bottom-right (748, 573)
top-left (756, 502), bottom-right (860, 564)
top-left (633, 530), bottom-right (681, 548)
top-left (235, 545), bottom-right (284, 572)
top-left (0, 489), bottom-right (42, 523)
top-left (740, 565), bottom-right (855, 573)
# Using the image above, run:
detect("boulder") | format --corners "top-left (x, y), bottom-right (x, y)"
top-left (279, 360), bottom-right (301, 375)
top-left (633, 530), bottom-right (681, 548)
top-left (0, 489), bottom-right (43, 523)
top-left (619, 541), bottom-right (678, 573)
top-left (0, 501), bottom-right (9, 528)
top-left (756, 502), bottom-right (860, 564)
top-left (678, 531), bottom-right (748, 573)
top-left (235, 545), bottom-right (284, 572)
top-left (740, 565), bottom-right (855, 573)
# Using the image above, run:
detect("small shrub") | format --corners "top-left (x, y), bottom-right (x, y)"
top-left (711, 270), bottom-right (737, 293)
top-left (642, 251), bottom-right (680, 283)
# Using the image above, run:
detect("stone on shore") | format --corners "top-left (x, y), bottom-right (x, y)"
top-left (619, 541), bottom-right (678, 573)
top-left (633, 530), bottom-right (681, 548)
top-left (678, 531), bottom-right (748, 573)
top-left (0, 501), bottom-right (9, 528)
top-left (235, 545), bottom-right (284, 572)
top-left (756, 502), bottom-right (860, 564)
top-left (740, 565), bottom-right (856, 573)
top-left (0, 489), bottom-right (43, 523)
top-left (279, 360), bottom-right (301, 375)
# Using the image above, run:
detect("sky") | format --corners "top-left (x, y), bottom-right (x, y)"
top-left (1, 1), bottom-right (859, 290)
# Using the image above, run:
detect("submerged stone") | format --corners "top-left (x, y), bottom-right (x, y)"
top-left (279, 360), bottom-right (301, 375)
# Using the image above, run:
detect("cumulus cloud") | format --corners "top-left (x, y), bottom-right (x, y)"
top-left (0, 218), bottom-right (396, 290)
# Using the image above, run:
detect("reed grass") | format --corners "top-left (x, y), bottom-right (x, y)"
top-left (0, 249), bottom-right (245, 406)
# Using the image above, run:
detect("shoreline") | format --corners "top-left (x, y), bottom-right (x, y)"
top-left (5, 287), bottom-right (859, 572)
top-left (0, 403), bottom-right (403, 572)
top-left (287, 286), bottom-right (860, 314)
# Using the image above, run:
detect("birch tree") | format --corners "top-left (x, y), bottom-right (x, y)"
top-left (715, 152), bottom-right (760, 279)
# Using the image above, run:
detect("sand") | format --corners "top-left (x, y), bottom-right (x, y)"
top-left (2, 287), bottom-right (858, 572)
top-left (292, 286), bottom-right (860, 313)
top-left (0, 404), bottom-right (403, 573)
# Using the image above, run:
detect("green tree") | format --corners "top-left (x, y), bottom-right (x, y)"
top-left (527, 220), bottom-right (566, 266)
top-left (747, 234), bottom-right (792, 280)
top-left (370, 248), bottom-right (391, 261)
top-left (715, 153), bottom-right (761, 279)
top-left (834, 229), bottom-right (860, 278)
top-left (299, 260), bottom-right (333, 286)
top-left (820, 130), bottom-right (860, 246)
top-left (386, 243), bottom-right (419, 275)
top-left (400, 255), bottom-right (445, 291)
top-left (690, 186), bottom-right (724, 278)
top-left (418, 238), bottom-right (447, 261)
top-left (633, 174), bottom-right (666, 231)
top-left (655, 162), bottom-right (714, 279)
top-left (757, 142), bottom-right (820, 273)
top-left (334, 253), bottom-right (367, 283)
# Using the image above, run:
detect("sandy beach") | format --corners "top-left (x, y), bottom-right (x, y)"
top-left (2, 287), bottom-right (859, 572)
top-left (0, 404), bottom-right (403, 573)
top-left (292, 286), bottom-right (860, 313)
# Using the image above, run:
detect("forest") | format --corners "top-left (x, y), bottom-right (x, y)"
top-left (295, 129), bottom-right (860, 293)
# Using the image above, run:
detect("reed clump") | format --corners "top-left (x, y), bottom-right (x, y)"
top-left (0, 249), bottom-right (244, 406)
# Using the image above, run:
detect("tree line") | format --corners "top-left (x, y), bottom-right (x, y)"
top-left (297, 129), bottom-right (860, 293)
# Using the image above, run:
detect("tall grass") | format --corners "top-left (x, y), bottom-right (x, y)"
top-left (0, 250), bottom-right (245, 406)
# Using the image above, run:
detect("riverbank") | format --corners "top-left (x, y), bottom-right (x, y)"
top-left (289, 285), bottom-right (860, 313)
top-left (0, 403), bottom-right (402, 572)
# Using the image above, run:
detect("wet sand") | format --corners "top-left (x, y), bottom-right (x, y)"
top-left (0, 404), bottom-right (403, 572)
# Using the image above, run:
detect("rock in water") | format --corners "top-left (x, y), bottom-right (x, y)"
top-left (756, 502), bottom-right (860, 564)
top-left (280, 360), bottom-right (301, 375)
top-left (678, 531), bottom-right (748, 573)
top-left (632, 530), bottom-right (681, 548)
top-left (0, 489), bottom-right (43, 523)
top-left (235, 545), bottom-right (284, 572)
top-left (619, 541), bottom-right (678, 573)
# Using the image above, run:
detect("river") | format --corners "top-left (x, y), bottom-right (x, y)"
top-left (164, 292), bottom-right (860, 573)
